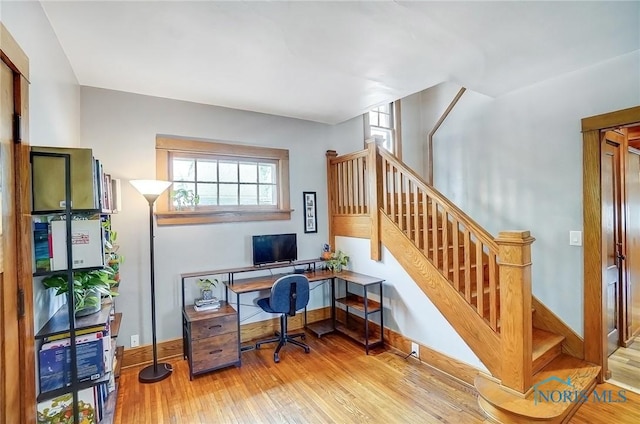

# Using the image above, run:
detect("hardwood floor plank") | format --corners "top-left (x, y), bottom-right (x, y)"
top-left (115, 334), bottom-right (639, 423)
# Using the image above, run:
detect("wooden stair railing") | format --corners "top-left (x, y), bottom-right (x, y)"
top-left (326, 141), bottom-right (538, 393)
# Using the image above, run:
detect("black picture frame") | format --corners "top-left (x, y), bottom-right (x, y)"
top-left (303, 191), bottom-right (317, 233)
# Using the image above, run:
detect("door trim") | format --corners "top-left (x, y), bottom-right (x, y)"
top-left (583, 106), bottom-right (640, 382)
top-left (0, 23), bottom-right (33, 423)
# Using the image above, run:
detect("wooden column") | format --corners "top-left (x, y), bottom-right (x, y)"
top-left (326, 150), bottom-right (337, 251)
top-left (496, 230), bottom-right (535, 394)
top-left (367, 140), bottom-right (382, 261)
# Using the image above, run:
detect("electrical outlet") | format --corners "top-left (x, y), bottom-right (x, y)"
top-left (411, 341), bottom-right (420, 359)
top-left (130, 334), bottom-right (140, 348)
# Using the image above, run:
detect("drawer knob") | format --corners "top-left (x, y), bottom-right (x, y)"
top-left (209, 349), bottom-right (223, 355)
top-left (208, 324), bottom-right (222, 329)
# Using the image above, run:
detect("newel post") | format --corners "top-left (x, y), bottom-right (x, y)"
top-left (366, 140), bottom-right (383, 260)
top-left (496, 230), bottom-right (535, 393)
top-left (326, 150), bottom-right (338, 251)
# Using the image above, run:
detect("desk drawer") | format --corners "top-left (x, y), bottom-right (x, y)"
top-left (191, 333), bottom-right (239, 373)
top-left (191, 314), bottom-right (237, 340)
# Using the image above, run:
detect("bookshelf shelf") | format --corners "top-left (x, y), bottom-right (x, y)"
top-left (36, 303), bottom-right (113, 340)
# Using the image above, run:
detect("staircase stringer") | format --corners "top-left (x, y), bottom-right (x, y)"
top-left (380, 213), bottom-right (502, 377)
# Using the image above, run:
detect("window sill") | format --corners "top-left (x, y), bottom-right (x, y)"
top-left (155, 209), bottom-right (293, 226)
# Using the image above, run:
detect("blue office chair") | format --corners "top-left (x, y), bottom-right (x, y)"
top-left (255, 274), bottom-right (311, 363)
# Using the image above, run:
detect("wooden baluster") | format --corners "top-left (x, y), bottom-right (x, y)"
top-left (405, 179), bottom-right (412, 239)
top-left (397, 171), bottom-right (404, 230)
top-left (476, 242), bottom-right (484, 318)
top-left (496, 231), bottom-right (535, 394)
top-left (347, 159), bottom-right (353, 214)
top-left (413, 185), bottom-right (420, 249)
top-left (382, 159), bottom-right (388, 214)
top-left (431, 200), bottom-right (439, 269)
top-left (489, 251), bottom-right (498, 331)
top-left (422, 191), bottom-right (429, 257)
top-left (390, 165), bottom-right (396, 223)
top-left (464, 230), bottom-right (472, 302)
top-left (442, 211), bottom-right (449, 276)
top-left (452, 219), bottom-right (460, 292)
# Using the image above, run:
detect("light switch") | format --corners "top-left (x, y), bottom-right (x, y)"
top-left (569, 231), bottom-right (582, 246)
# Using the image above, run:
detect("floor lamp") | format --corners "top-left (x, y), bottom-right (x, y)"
top-left (130, 179), bottom-right (173, 383)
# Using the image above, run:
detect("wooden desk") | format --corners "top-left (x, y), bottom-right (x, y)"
top-left (181, 263), bottom-right (385, 359)
top-left (225, 269), bottom-right (385, 353)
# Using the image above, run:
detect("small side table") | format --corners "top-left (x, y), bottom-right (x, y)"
top-left (182, 301), bottom-right (241, 380)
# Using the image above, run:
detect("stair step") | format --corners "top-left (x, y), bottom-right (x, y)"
top-left (532, 328), bottom-right (565, 373)
top-left (475, 354), bottom-right (600, 423)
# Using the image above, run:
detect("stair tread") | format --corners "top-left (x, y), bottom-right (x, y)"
top-left (532, 328), bottom-right (565, 361)
top-left (475, 354), bottom-right (600, 420)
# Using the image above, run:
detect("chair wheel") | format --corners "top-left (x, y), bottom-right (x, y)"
top-left (304, 347), bottom-right (310, 354)
top-left (274, 353), bottom-right (280, 363)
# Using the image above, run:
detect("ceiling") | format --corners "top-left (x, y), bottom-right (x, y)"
top-left (41, 1), bottom-right (639, 125)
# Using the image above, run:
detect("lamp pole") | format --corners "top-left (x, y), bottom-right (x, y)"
top-left (130, 180), bottom-right (173, 383)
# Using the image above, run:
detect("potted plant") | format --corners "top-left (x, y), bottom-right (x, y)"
top-left (196, 278), bottom-right (218, 301)
top-left (325, 250), bottom-right (350, 272)
top-left (103, 226), bottom-right (124, 285)
top-left (171, 188), bottom-right (200, 211)
top-left (42, 268), bottom-right (118, 317)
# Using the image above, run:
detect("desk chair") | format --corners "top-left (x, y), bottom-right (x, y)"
top-left (255, 274), bottom-right (311, 363)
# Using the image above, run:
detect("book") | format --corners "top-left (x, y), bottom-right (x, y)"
top-left (38, 346), bottom-right (67, 392)
top-left (43, 324), bottom-right (108, 343)
top-left (37, 387), bottom-right (98, 424)
top-left (194, 303), bottom-right (220, 312)
top-left (40, 333), bottom-right (106, 386)
top-left (195, 297), bottom-right (219, 307)
top-left (51, 219), bottom-right (104, 270)
top-left (33, 221), bottom-right (52, 272)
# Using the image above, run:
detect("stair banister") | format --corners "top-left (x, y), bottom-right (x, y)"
top-left (327, 144), bottom-right (539, 394)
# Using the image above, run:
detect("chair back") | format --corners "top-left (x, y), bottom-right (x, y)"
top-left (268, 274), bottom-right (310, 317)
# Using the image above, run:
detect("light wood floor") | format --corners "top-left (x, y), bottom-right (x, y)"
top-left (609, 336), bottom-right (640, 392)
top-left (115, 333), bottom-right (640, 423)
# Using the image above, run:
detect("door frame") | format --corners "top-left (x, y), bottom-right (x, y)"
top-left (0, 23), bottom-right (34, 423)
top-left (583, 105), bottom-right (640, 382)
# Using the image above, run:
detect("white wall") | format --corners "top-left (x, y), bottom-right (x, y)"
top-left (1, 0), bottom-right (82, 331)
top-left (403, 51), bottom-right (640, 335)
top-left (80, 87), bottom-right (363, 346)
top-left (335, 236), bottom-right (487, 370)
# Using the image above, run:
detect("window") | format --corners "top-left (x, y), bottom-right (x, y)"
top-left (366, 101), bottom-right (402, 157)
top-left (155, 136), bottom-right (291, 225)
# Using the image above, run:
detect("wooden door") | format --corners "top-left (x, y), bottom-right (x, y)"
top-left (602, 131), bottom-right (625, 356)
top-left (0, 57), bottom-right (21, 424)
top-left (627, 136), bottom-right (640, 341)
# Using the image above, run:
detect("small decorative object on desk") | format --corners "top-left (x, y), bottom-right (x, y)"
top-left (196, 278), bottom-right (218, 301)
top-left (321, 243), bottom-right (332, 260)
top-left (325, 250), bottom-right (349, 272)
top-left (194, 300), bottom-right (220, 312)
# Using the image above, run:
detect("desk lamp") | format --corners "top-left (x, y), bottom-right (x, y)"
top-left (130, 179), bottom-right (172, 383)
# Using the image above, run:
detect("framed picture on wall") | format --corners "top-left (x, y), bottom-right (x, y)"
top-left (303, 191), bottom-right (317, 233)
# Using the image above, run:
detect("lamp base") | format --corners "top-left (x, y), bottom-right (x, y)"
top-left (138, 362), bottom-right (173, 383)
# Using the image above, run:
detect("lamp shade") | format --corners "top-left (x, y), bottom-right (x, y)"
top-left (130, 179), bottom-right (172, 196)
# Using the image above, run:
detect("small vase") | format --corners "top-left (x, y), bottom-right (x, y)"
top-left (202, 289), bottom-right (214, 300)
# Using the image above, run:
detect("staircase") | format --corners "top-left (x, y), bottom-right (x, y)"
top-left (326, 142), bottom-right (600, 423)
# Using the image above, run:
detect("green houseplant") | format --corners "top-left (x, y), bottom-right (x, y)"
top-left (42, 268), bottom-right (118, 317)
top-left (171, 188), bottom-right (200, 211)
top-left (325, 250), bottom-right (350, 272)
top-left (196, 278), bottom-right (218, 300)
top-left (103, 224), bottom-right (124, 285)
